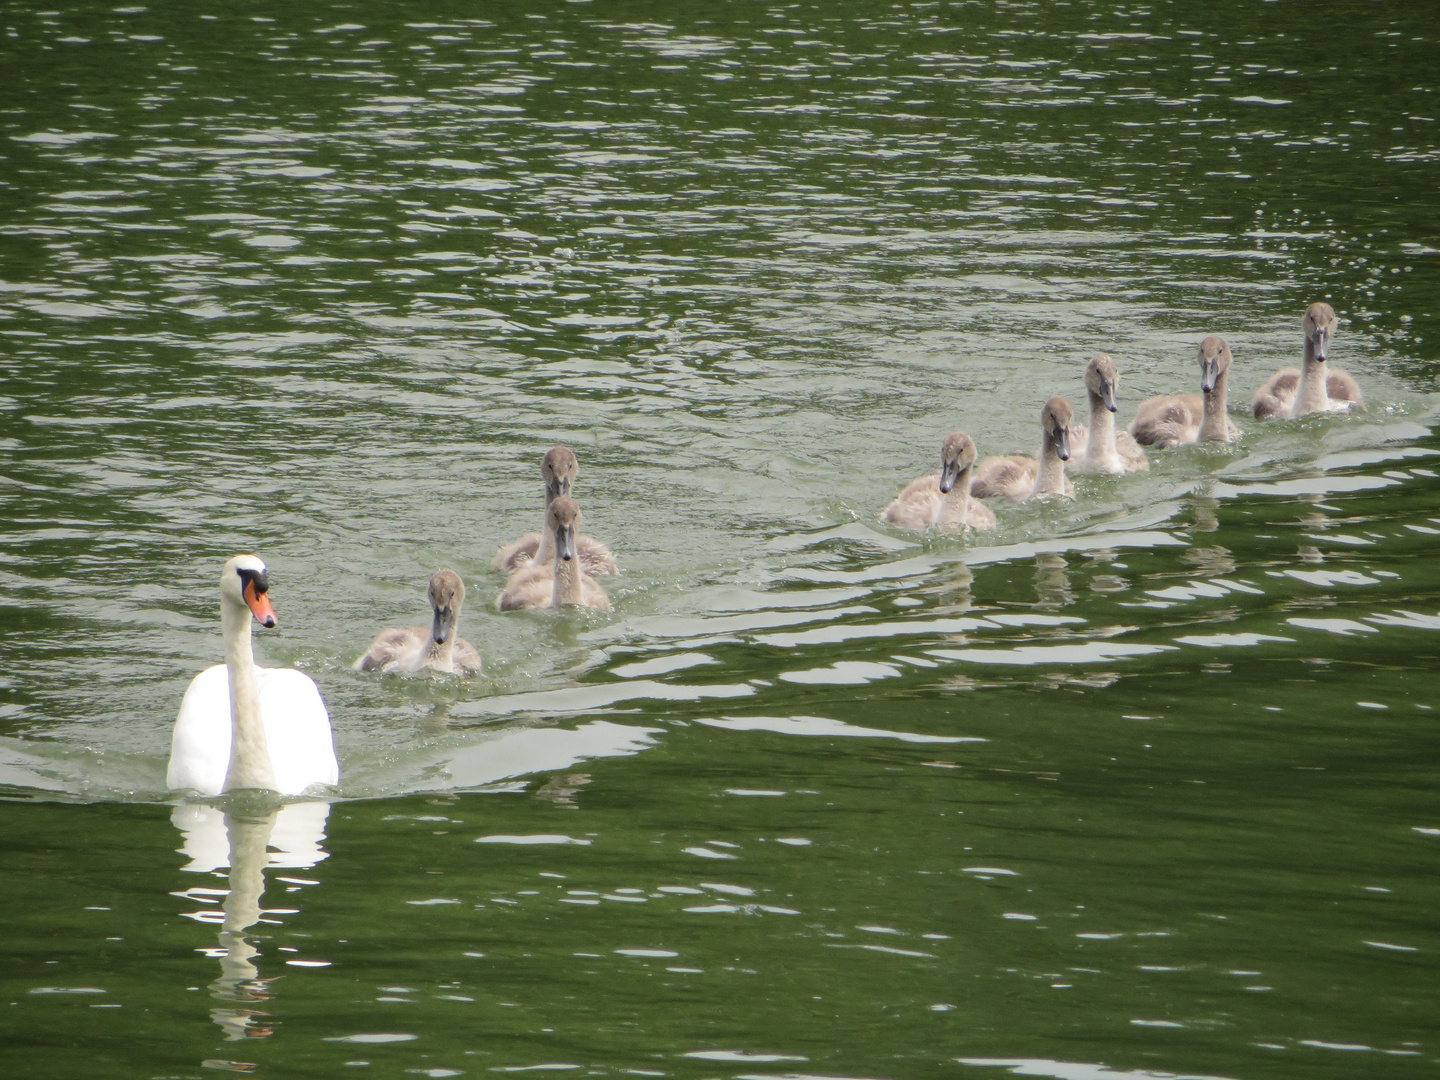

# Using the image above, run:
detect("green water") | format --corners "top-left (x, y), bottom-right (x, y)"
top-left (2, 2), bottom-right (1438, 1078)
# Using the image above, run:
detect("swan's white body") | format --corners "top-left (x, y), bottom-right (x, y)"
top-left (167, 555), bottom-right (338, 797)
top-left (169, 665), bottom-right (336, 796)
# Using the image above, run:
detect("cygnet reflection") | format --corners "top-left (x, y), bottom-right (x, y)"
top-left (920, 561), bottom-right (975, 613)
top-left (1191, 492), bottom-right (1221, 534)
top-left (1034, 552), bottom-right (1074, 609)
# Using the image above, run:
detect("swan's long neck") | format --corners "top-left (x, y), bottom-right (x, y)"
top-left (1295, 337), bottom-right (1329, 416)
top-left (534, 488), bottom-right (558, 564)
top-left (1033, 429), bottom-right (1067, 497)
top-left (939, 465), bottom-right (975, 526)
top-left (221, 602), bottom-right (277, 793)
top-left (1087, 390), bottom-right (1118, 464)
top-left (551, 554), bottom-right (584, 607)
top-left (211, 809), bottom-right (275, 1037)
top-left (1199, 367), bottom-right (1231, 441)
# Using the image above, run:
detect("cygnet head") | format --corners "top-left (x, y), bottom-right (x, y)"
top-left (547, 495), bottom-right (582, 563)
top-left (427, 568), bottom-right (465, 644)
top-left (1041, 397), bottom-right (1073, 461)
top-left (1304, 302), bottom-right (1337, 361)
top-left (1197, 335), bottom-right (1232, 394)
top-left (220, 554), bottom-right (276, 628)
top-left (938, 432), bottom-right (978, 494)
top-left (542, 446), bottom-right (579, 499)
top-left (1084, 354), bottom-right (1119, 413)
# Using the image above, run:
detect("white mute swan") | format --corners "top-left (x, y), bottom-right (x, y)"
top-left (493, 446), bottom-right (617, 576)
top-left (167, 555), bottom-right (338, 797)
top-left (1252, 302), bottom-right (1363, 419)
top-left (498, 496), bottom-right (612, 611)
top-left (354, 569), bottom-right (482, 675)
top-left (1130, 335), bottom-right (1240, 448)
top-left (1068, 354), bottom-right (1149, 475)
top-left (881, 431), bottom-right (996, 531)
top-left (973, 397), bottom-right (1076, 502)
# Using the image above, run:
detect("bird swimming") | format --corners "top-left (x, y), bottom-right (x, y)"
top-left (354, 569), bottom-right (482, 675)
top-left (1252, 302), bottom-right (1363, 420)
top-left (881, 431), bottom-right (996, 531)
top-left (498, 496), bottom-right (612, 611)
top-left (493, 446), bottom-right (617, 577)
top-left (167, 555), bottom-right (338, 797)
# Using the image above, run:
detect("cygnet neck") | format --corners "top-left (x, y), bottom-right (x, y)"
top-left (1033, 428), bottom-right (1068, 497)
top-left (1200, 366), bottom-right (1231, 441)
top-left (1087, 388), bottom-right (1118, 464)
top-left (220, 599), bottom-right (277, 793)
top-left (544, 538), bottom-right (584, 613)
top-left (552, 552), bottom-right (584, 607)
top-left (939, 463), bottom-right (975, 526)
top-left (535, 487), bottom-right (559, 564)
top-left (1295, 336), bottom-right (1329, 416)
top-left (421, 613), bottom-right (458, 671)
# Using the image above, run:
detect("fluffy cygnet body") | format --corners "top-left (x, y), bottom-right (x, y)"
top-left (1252, 302), bottom-right (1364, 419)
top-left (354, 569), bottom-right (482, 675)
top-left (1068, 354), bottom-right (1149, 475)
top-left (1130, 335), bottom-right (1240, 448)
top-left (881, 431), bottom-right (996, 531)
top-left (498, 496), bottom-right (612, 612)
top-left (973, 397), bottom-right (1076, 502)
top-left (493, 446), bottom-right (618, 576)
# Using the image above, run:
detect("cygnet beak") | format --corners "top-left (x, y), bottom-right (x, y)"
top-left (939, 458), bottom-right (961, 494)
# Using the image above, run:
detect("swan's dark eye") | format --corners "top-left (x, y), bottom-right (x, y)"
top-left (237, 567), bottom-right (270, 595)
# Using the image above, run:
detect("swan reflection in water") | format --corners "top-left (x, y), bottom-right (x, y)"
top-left (172, 798), bottom-right (331, 1041)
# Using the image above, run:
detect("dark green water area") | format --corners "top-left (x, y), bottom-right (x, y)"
top-left (1, 2), bottom-right (1438, 1078)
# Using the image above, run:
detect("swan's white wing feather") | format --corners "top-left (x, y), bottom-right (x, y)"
top-left (258, 667), bottom-right (338, 795)
top-left (168, 664), bottom-right (232, 796)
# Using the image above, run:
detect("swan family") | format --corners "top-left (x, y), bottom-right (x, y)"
top-left (168, 302), bottom-right (1364, 798)
top-left (169, 446), bottom-right (619, 797)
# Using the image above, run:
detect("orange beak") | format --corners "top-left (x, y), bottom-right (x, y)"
top-left (243, 579), bottom-right (277, 628)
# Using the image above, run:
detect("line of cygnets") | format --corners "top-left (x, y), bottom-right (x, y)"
top-left (882, 301), bottom-right (1362, 530)
top-left (164, 301), bottom-right (1361, 799)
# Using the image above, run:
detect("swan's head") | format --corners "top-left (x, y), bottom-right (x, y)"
top-left (542, 446), bottom-right (579, 499)
top-left (548, 496), bottom-right (581, 563)
top-left (1197, 335), bottom-right (1232, 394)
top-left (1084, 354), bottom-right (1119, 413)
top-left (220, 554), bottom-right (276, 628)
top-left (1304, 302), bottom-right (1337, 361)
top-left (427, 569), bottom-right (465, 644)
top-left (938, 432), bottom-right (978, 494)
top-left (1041, 397), bottom-right (1073, 461)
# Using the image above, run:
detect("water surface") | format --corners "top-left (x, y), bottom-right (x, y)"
top-left (1, 3), bottom-right (1438, 1079)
